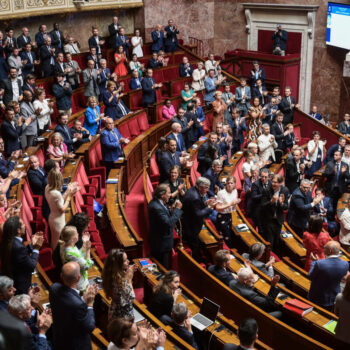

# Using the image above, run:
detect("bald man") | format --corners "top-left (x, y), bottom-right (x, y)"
top-left (308, 241), bottom-right (349, 310)
top-left (49, 262), bottom-right (98, 350)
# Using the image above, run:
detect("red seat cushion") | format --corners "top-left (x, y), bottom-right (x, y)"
top-left (128, 118), bottom-right (141, 137)
top-left (137, 112), bottom-right (149, 131)
top-left (118, 123), bottom-right (131, 139)
top-left (129, 90), bottom-right (143, 110)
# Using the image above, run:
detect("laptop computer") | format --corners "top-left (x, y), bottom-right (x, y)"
top-left (190, 297), bottom-right (220, 331)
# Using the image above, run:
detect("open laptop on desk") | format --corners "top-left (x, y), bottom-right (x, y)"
top-left (190, 297), bottom-right (220, 331)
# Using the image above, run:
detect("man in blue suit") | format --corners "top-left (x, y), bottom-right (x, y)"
top-left (27, 155), bottom-right (46, 195)
top-left (100, 117), bottom-right (130, 177)
top-left (287, 179), bottom-right (323, 237)
top-left (50, 261), bottom-right (97, 350)
top-left (52, 73), bottom-right (73, 116)
top-left (167, 122), bottom-right (186, 153)
top-left (55, 113), bottom-right (79, 152)
top-left (230, 108), bottom-right (247, 154)
top-left (208, 249), bottom-right (236, 286)
top-left (308, 241), bottom-right (349, 310)
top-left (203, 159), bottom-right (224, 196)
top-left (151, 24), bottom-right (165, 53)
top-left (35, 24), bottom-right (50, 49)
top-left (164, 20), bottom-right (179, 52)
top-left (129, 70), bottom-right (142, 90)
top-left (115, 27), bottom-right (130, 57)
top-left (309, 105), bottom-right (323, 122)
top-left (325, 137), bottom-right (346, 164)
top-left (148, 183), bottom-right (183, 267)
top-left (21, 43), bottom-right (39, 78)
top-left (0, 276), bottom-right (16, 312)
top-left (141, 68), bottom-right (162, 107)
top-left (98, 59), bottom-right (111, 99)
top-left (235, 77), bottom-right (251, 117)
top-left (249, 60), bottom-right (266, 87)
top-left (272, 25), bottom-right (288, 56)
top-left (17, 27), bottom-right (33, 49)
top-left (204, 69), bottom-right (220, 105)
top-left (159, 139), bottom-right (182, 183)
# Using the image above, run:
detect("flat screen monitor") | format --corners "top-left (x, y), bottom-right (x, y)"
top-left (327, 2), bottom-right (350, 50)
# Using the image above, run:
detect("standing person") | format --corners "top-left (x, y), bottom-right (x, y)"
top-left (338, 200), bottom-right (350, 250)
top-left (235, 77), bottom-right (251, 117)
top-left (279, 86), bottom-right (300, 125)
top-left (50, 261), bottom-right (98, 350)
top-left (33, 87), bottom-right (54, 135)
top-left (204, 69), bottom-right (226, 106)
top-left (52, 73), bottom-right (73, 116)
top-left (151, 24), bottom-right (165, 53)
top-left (0, 216), bottom-right (43, 294)
top-left (285, 148), bottom-right (305, 194)
top-left (39, 36), bottom-right (56, 77)
top-left (88, 27), bottom-right (104, 55)
top-left (102, 81), bottom-right (129, 120)
top-left (230, 107), bottom-right (247, 154)
top-left (141, 68), bottom-right (162, 107)
top-left (308, 241), bottom-right (349, 310)
top-left (84, 96), bottom-right (104, 136)
top-left (65, 52), bottom-right (81, 90)
top-left (272, 24), bottom-right (288, 56)
top-left (307, 131), bottom-right (326, 176)
top-left (211, 91), bottom-right (227, 131)
top-left (115, 27), bottom-right (130, 57)
top-left (164, 19), bottom-right (179, 52)
top-left (102, 249), bottom-right (137, 320)
top-left (83, 60), bottom-right (101, 99)
top-left (191, 62), bottom-right (206, 91)
top-left (45, 168), bottom-right (79, 249)
top-left (148, 184), bottom-right (183, 268)
top-left (114, 45), bottom-right (128, 77)
top-left (108, 16), bottom-right (121, 48)
top-left (180, 82), bottom-right (196, 111)
top-left (221, 83), bottom-right (235, 124)
top-left (303, 215), bottom-right (331, 272)
top-left (287, 179), bottom-right (322, 238)
top-left (249, 60), bottom-right (266, 87)
top-left (260, 174), bottom-right (289, 253)
top-left (257, 123), bottom-right (277, 163)
top-left (20, 90), bottom-right (39, 148)
top-left (0, 67), bottom-right (23, 108)
top-left (131, 28), bottom-right (143, 58)
top-left (182, 177), bottom-right (216, 260)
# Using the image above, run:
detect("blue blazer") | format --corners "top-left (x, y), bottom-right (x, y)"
top-left (55, 123), bottom-right (75, 152)
top-left (325, 144), bottom-right (344, 164)
top-left (164, 26), bottom-right (179, 52)
top-left (203, 167), bottom-right (224, 196)
top-left (151, 30), bottom-right (165, 52)
top-left (148, 199), bottom-right (183, 254)
top-left (115, 35), bottom-right (130, 55)
top-left (235, 86), bottom-right (251, 106)
top-left (195, 106), bottom-right (205, 123)
top-left (27, 167), bottom-right (47, 195)
top-left (309, 112), bottom-right (322, 121)
top-left (35, 31), bottom-right (50, 48)
top-left (167, 133), bottom-right (186, 153)
top-left (179, 63), bottom-right (193, 77)
top-left (100, 127), bottom-right (123, 162)
top-left (52, 83), bottom-right (72, 110)
top-left (98, 68), bottom-right (111, 96)
top-left (129, 77), bottom-right (142, 90)
top-left (159, 150), bottom-right (181, 183)
top-left (17, 35), bottom-right (32, 49)
top-left (208, 265), bottom-right (234, 286)
top-left (313, 196), bottom-right (335, 222)
top-left (0, 119), bottom-right (22, 156)
top-left (204, 77), bottom-right (217, 103)
top-left (50, 282), bottom-right (95, 350)
top-left (21, 51), bottom-right (37, 77)
top-left (84, 106), bottom-right (101, 136)
top-left (11, 238), bottom-right (39, 294)
top-left (229, 118), bottom-right (246, 145)
top-left (141, 77), bottom-right (157, 106)
top-left (308, 258), bottom-right (349, 307)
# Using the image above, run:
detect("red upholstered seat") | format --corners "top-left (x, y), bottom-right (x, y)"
top-left (136, 111), bottom-right (149, 131)
top-left (128, 117), bottom-right (141, 138)
top-left (118, 123), bottom-right (131, 139)
top-left (153, 70), bottom-right (164, 83)
top-left (71, 90), bottom-right (86, 114)
top-left (23, 181), bottom-right (43, 221)
top-left (129, 90), bottom-right (143, 110)
top-left (149, 155), bottom-right (159, 186)
top-left (164, 66), bottom-right (179, 81)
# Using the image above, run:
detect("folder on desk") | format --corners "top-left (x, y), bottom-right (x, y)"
top-left (322, 320), bottom-right (337, 334)
top-left (283, 299), bottom-right (313, 316)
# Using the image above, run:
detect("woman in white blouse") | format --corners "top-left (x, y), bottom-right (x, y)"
top-left (215, 176), bottom-right (241, 247)
top-left (131, 29), bottom-right (143, 58)
top-left (306, 131), bottom-right (326, 176)
top-left (191, 62), bottom-right (206, 91)
top-left (33, 88), bottom-right (54, 135)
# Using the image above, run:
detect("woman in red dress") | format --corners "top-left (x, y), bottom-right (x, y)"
top-left (303, 215), bottom-right (331, 272)
top-left (114, 45), bottom-right (128, 77)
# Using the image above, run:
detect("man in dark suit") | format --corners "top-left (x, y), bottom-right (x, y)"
top-left (287, 179), bottom-right (322, 237)
top-left (182, 177), bottom-right (216, 260)
top-left (251, 78), bottom-right (268, 106)
top-left (337, 114), bottom-right (350, 137)
top-left (164, 20), bottom-right (179, 52)
top-left (179, 56), bottom-right (193, 77)
top-left (52, 73), bottom-right (73, 115)
top-left (203, 159), bottom-right (224, 196)
top-left (279, 86), bottom-right (299, 125)
top-left (17, 27), bottom-right (33, 49)
top-left (285, 148), bottom-right (305, 194)
top-left (0, 67), bottom-right (23, 108)
top-left (50, 261), bottom-right (97, 350)
top-left (70, 119), bottom-right (90, 151)
top-left (308, 241), bottom-right (349, 310)
top-left (160, 303), bottom-right (199, 349)
top-left (50, 23), bottom-right (64, 52)
top-left (147, 52), bottom-right (163, 69)
top-left (263, 97), bottom-right (279, 126)
top-left (229, 267), bottom-right (282, 318)
top-left (229, 108), bottom-right (247, 154)
top-left (54, 52), bottom-right (69, 78)
top-left (250, 168), bottom-right (271, 232)
top-left (141, 68), bottom-right (162, 107)
top-left (0, 109), bottom-right (23, 157)
top-left (108, 16), bottom-right (121, 48)
top-left (35, 24), bottom-right (50, 49)
top-left (21, 43), bottom-right (39, 78)
top-left (260, 174), bottom-right (289, 253)
top-left (159, 139), bottom-right (182, 183)
top-left (272, 25), bottom-right (288, 55)
top-left (4, 27), bottom-right (17, 58)
top-left (325, 137), bottom-right (346, 164)
top-left (309, 105), bottom-right (323, 122)
top-left (223, 318), bottom-right (259, 350)
top-left (323, 150), bottom-right (350, 210)
top-left (27, 155), bottom-right (46, 195)
top-left (172, 107), bottom-right (195, 149)
top-left (55, 113), bottom-right (79, 153)
top-left (208, 249), bottom-right (236, 286)
top-left (39, 36), bottom-right (56, 77)
top-left (249, 60), bottom-right (266, 87)
top-left (115, 27), bottom-right (130, 57)
top-left (148, 183), bottom-right (183, 268)
top-left (151, 24), bottom-right (165, 53)
top-left (167, 122), bottom-right (186, 153)
top-left (88, 27), bottom-right (104, 55)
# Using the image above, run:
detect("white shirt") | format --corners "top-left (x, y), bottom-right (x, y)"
top-left (258, 133), bottom-right (277, 161)
top-left (342, 154), bottom-right (350, 167)
top-left (339, 207), bottom-right (350, 245)
top-left (307, 139), bottom-right (324, 163)
top-left (11, 79), bottom-right (19, 101)
top-left (242, 160), bottom-right (254, 178)
top-left (216, 188), bottom-right (238, 214)
top-left (33, 99), bottom-right (52, 130)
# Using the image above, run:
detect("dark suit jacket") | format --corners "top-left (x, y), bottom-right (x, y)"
top-left (229, 118), bottom-right (246, 146)
top-left (52, 82), bottom-right (72, 111)
top-left (50, 30), bottom-right (64, 50)
top-left (0, 119), bottom-right (22, 156)
top-left (147, 58), bottom-right (163, 69)
top-left (223, 345), bottom-right (244, 350)
top-left (337, 122), bottom-right (350, 136)
top-left (129, 77), bottom-right (142, 90)
top-left (17, 35), bottom-right (32, 49)
top-left (164, 26), bottom-right (179, 51)
top-left (40, 45), bottom-right (56, 76)
top-left (182, 186), bottom-right (212, 239)
top-left (285, 157), bottom-right (304, 193)
top-left (0, 78), bottom-right (23, 107)
top-left (148, 198), bottom-right (182, 254)
top-left (11, 238), bottom-right (39, 294)
top-left (208, 265), bottom-right (234, 286)
top-left (313, 196), bottom-right (334, 222)
top-left (272, 30), bottom-right (288, 51)
top-left (159, 150), bottom-right (181, 183)
top-left (55, 123), bottom-right (75, 152)
top-left (35, 32), bottom-right (50, 48)
top-left (27, 167), bottom-right (47, 195)
top-left (229, 279), bottom-right (280, 313)
top-left (287, 187), bottom-right (313, 231)
top-left (250, 180), bottom-right (272, 220)
top-left (88, 36), bottom-right (103, 54)
top-left (203, 168), bottom-right (224, 196)
top-left (325, 144), bottom-right (344, 164)
top-left (271, 122), bottom-right (286, 150)
top-left (0, 154), bottom-right (16, 178)
top-left (324, 160), bottom-right (350, 195)
top-left (179, 63), bottom-right (194, 77)
top-left (249, 67), bottom-right (266, 86)
top-left (279, 96), bottom-right (296, 125)
top-left (167, 133), bottom-right (186, 153)
top-left (115, 35), bottom-right (130, 54)
top-left (49, 282), bottom-right (95, 350)
top-left (21, 51), bottom-right (37, 77)
top-left (308, 258), bottom-right (349, 307)
top-left (54, 62), bottom-right (66, 76)
top-left (197, 141), bottom-right (220, 175)
top-left (70, 127), bottom-right (90, 151)
top-left (141, 76), bottom-right (157, 106)
top-left (251, 85), bottom-right (267, 105)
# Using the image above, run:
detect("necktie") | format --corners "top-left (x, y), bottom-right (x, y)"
top-left (65, 126), bottom-right (71, 140)
top-left (38, 168), bottom-right (45, 176)
top-left (336, 163), bottom-right (340, 181)
top-left (112, 130), bottom-right (119, 142)
top-left (279, 123), bottom-right (283, 133)
top-left (24, 35), bottom-right (28, 43)
top-left (288, 97), bottom-right (291, 105)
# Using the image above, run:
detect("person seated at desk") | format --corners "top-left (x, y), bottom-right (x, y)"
top-left (147, 52), bottom-right (163, 69)
top-left (101, 117), bottom-right (130, 177)
top-left (149, 270), bottom-right (181, 318)
top-left (242, 243), bottom-right (275, 278)
top-left (337, 113), bottom-right (350, 138)
top-left (0, 275), bottom-right (16, 312)
top-left (160, 302), bottom-right (199, 350)
top-left (161, 99), bottom-right (176, 120)
top-left (46, 132), bottom-right (74, 170)
top-left (70, 119), bottom-right (91, 151)
top-left (129, 70), bottom-right (142, 90)
top-left (179, 56), bottom-right (193, 77)
top-left (309, 104), bottom-right (323, 122)
top-left (229, 267), bottom-right (282, 318)
top-left (208, 249), bottom-right (237, 286)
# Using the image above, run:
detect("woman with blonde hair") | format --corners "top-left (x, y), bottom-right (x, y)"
top-left (84, 96), bottom-right (105, 136)
top-left (45, 168), bottom-right (79, 249)
top-left (59, 225), bottom-right (93, 291)
top-left (46, 132), bottom-right (74, 170)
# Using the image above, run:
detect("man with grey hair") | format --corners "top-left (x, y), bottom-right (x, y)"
top-left (287, 179), bottom-right (323, 237)
top-left (160, 302), bottom-right (198, 349)
top-left (0, 275), bottom-right (16, 312)
top-left (182, 177), bottom-right (217, 260)
top-left (229, 267), bottom-right (282, 318)
top-left (167, 122), bottom-right (186, 153)
top-left (65, 52), bottom-right (81, 90)
top-left (203, 158), bottom-right (224, 196)
top-left (148, 183), bottom-right (183, 268)
top-left (83, 59), bottom-right (101, 98)
top-left (258, 123), bottom-right (277, 163)
top-left (8, 293), bottom-right (52, 348)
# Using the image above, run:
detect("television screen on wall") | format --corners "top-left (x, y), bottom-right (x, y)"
top-left (327, 2), bottom-right (350, 50)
